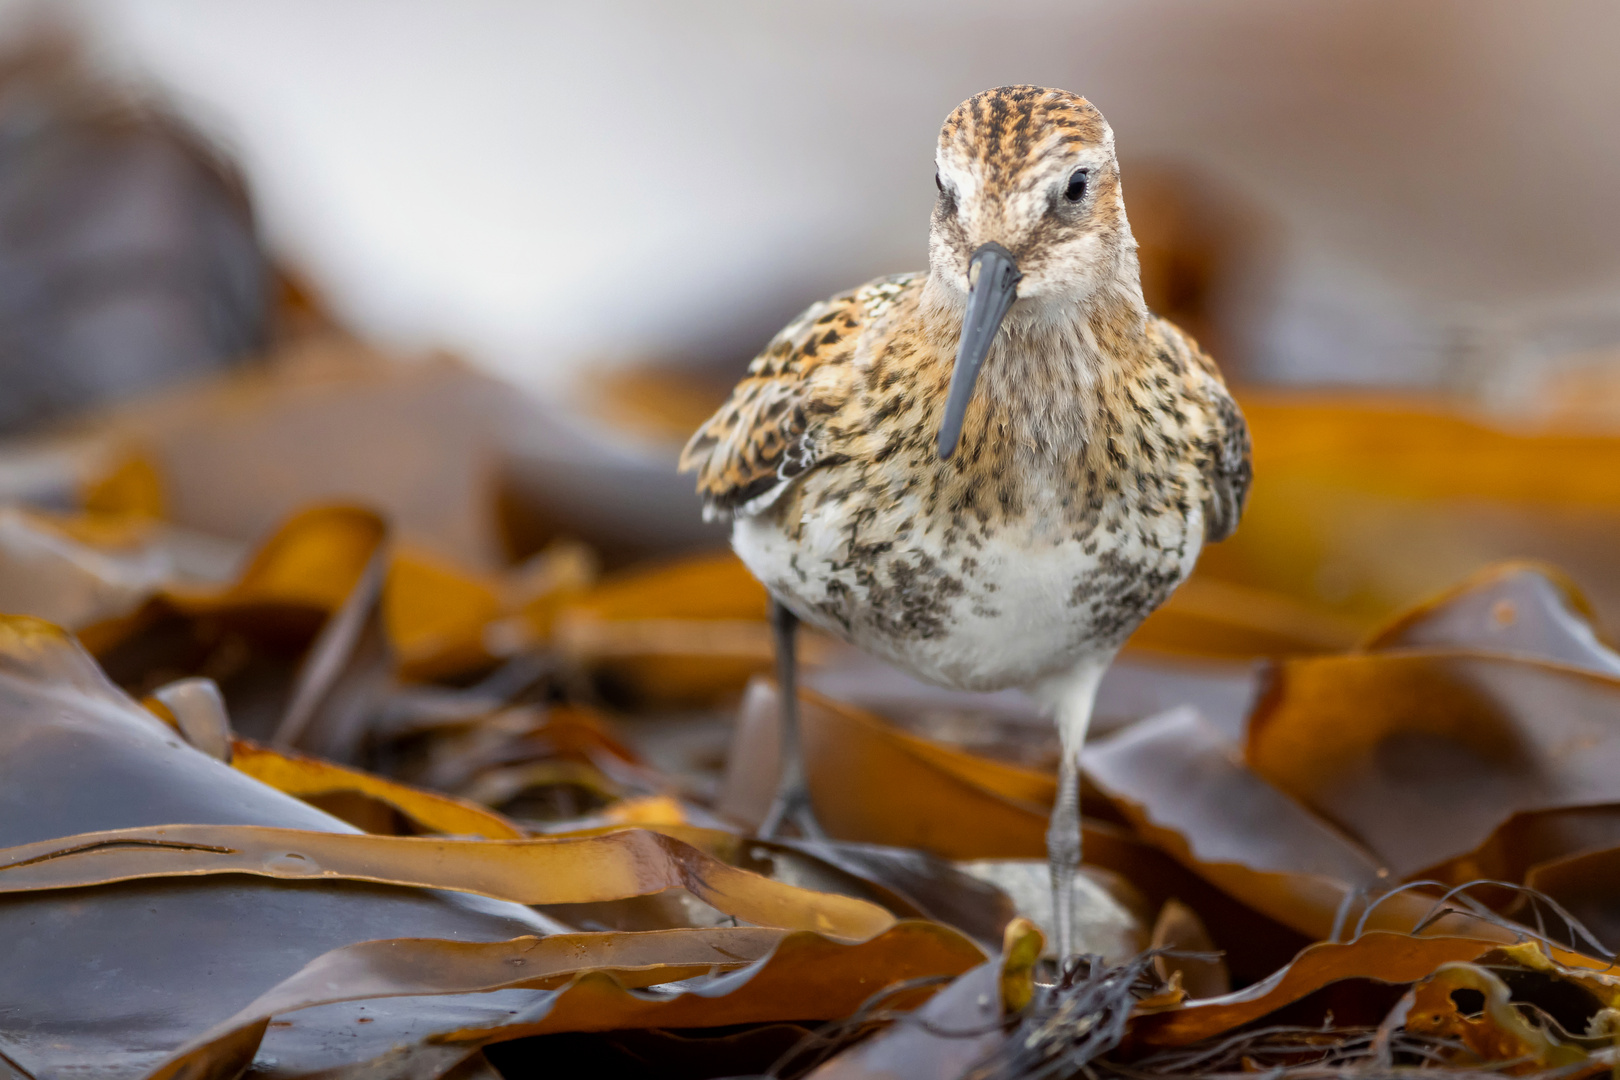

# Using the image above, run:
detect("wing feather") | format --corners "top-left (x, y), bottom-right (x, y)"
top-left (680, 274), bottom-right (917, 520)
top-left (1148, 316), bottom-right (1251, 543)
top-left (1199, 381), bottom-right (1251, 542)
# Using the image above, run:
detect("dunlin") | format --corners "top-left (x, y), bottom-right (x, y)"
top-left (682, 86), bottom-right (1250, 958)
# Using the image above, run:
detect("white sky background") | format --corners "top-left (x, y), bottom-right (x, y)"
top-left (27, 0), bottom-right (1620, 394)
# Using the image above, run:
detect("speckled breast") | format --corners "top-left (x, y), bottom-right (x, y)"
top-left (731, 479), bottom-right (1204, 693)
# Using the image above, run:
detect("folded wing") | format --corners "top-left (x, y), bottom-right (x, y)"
top-left (680, 275), bottom-right (917, 521)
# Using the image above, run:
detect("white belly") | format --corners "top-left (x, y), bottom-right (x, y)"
top-left (732, 495), bottom-right (1203, 693)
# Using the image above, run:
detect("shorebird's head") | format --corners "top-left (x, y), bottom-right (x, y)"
top-left (929, 86), bottom-right (1139, 459)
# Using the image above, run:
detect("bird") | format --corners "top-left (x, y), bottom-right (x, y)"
top-left (680, 86), bottom-right (1250, 961)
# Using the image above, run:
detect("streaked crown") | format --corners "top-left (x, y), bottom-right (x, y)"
top-left (930, 86), bottom-right (1134, 305)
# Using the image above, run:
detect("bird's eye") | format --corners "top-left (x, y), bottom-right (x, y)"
top-left (1065, 169), bottom-right (1088, 202)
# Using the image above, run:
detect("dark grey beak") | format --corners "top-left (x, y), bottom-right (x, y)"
top-left (938, 242), bottom-right (1021, 459)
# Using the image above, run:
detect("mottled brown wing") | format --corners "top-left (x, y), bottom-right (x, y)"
top-left (1199, 378), bottom-right (1251, 542)
top-left (1151, 315), bottom-right (1251, 543)
top-left (679, 275), bottom-right (913, 520)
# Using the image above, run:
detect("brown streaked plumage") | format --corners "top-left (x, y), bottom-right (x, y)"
top-left (681, 87), bottom-right (1250, 961)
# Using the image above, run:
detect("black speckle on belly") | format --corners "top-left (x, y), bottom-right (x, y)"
top-left (815, 547), bottom-right (966, 642)
top-left (1068, 549), bottom-right (1183, 646)
top-left (811, 577), bottom-right (855, 633)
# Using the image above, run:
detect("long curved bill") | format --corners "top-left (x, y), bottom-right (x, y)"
top-left (937, 242), bottom-right (1022, 459)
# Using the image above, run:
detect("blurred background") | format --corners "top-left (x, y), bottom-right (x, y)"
top-left (45, 0), bottom-right (1620, 396)
top-left (18, 8), bottom-right (1620, 1066)
top-left (1, 0), bottom-right (1620, 637)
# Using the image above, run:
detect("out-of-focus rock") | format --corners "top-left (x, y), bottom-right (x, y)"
top-left (78, 337), bottom-right (510, 568)
top-left (0, 33), bottom-right (269, 434)
top-left (498, 365), bottom-right (730, 569)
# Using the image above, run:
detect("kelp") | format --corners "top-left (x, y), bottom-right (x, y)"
top-left (0, 823), bottom-right (899, 940)
top-left (0, 612), bottom-right (987, 1078)
top-left (1194, 393), bottom-right (1620, 632)
top-left (1247, 651), bottom-right (1620, 879)
top-left (230, 737), bottom-right (528, 837)
top-left (11, 377), bottom-right (1620, 1078)
top-left (150, 922), bottom-right (986, 1080)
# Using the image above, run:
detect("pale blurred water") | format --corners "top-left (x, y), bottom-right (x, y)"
top-left (7, 0), bottom-right (1620, 400)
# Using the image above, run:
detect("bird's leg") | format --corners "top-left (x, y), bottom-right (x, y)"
top-left (1048, 749), bottom-right (1083, 964)
top-left (757, 599), bottom-right (826, 840)
top-left (1042, 658), bottom-right (1109, 968)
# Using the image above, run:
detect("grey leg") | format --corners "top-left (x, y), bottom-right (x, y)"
top-left (1047, 752), bottom-right (1082, 964)
top-left (1038, 655), bottom-right (1108, 967)
top-left (757, 600), bottom-right (826, 839)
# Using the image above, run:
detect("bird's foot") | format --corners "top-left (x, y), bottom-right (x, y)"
top-left (757, 783), bottom-right (826, 841)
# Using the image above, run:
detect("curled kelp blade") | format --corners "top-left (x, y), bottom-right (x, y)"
top-left (0, 823), bottom-right (896, 940)
top-left (149, 922), bottom-right (984, 1080)
top-left (1203, 396), bottom-right (1620, 638)
top-left (1365, 560), bottom-right (1620, 673)
top-left (1082, 707), bottom-right (1606, 960)
top-left (1133, 933), bottom-right (1620, 1071)
top-left (1247, 650), bottom-right (1620, 878)
top-left (0, 614), bottom-right (563, 1079)
top-left (230, 738), bottom-right (527, 838)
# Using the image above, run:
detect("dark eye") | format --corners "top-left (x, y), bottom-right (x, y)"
top-left (935, 171), bottom-right (944, 193)
top-left (1065, 169), bottom-right (1088, 202)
